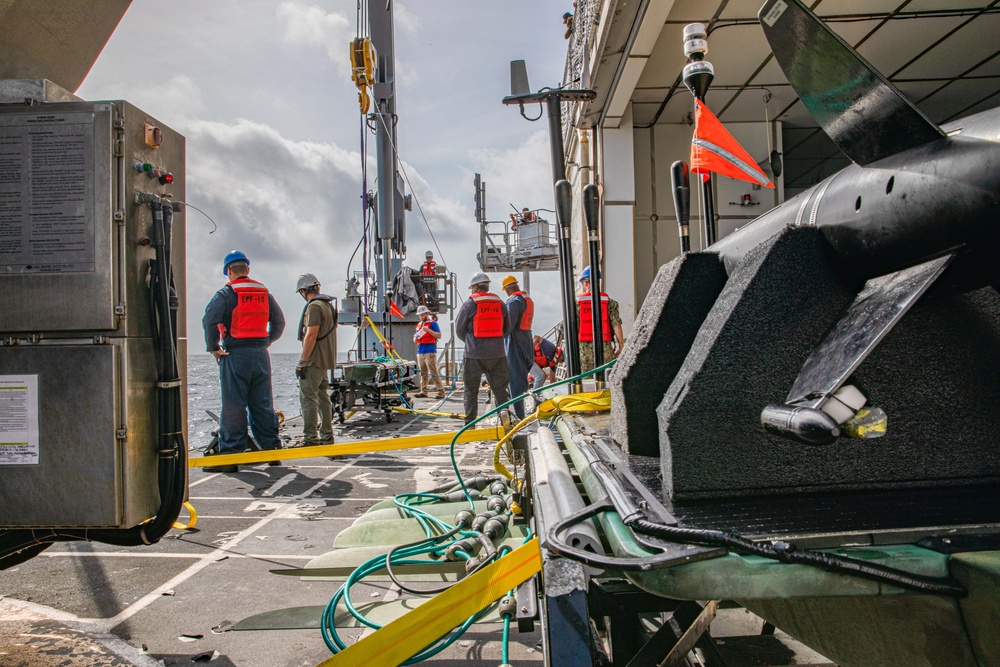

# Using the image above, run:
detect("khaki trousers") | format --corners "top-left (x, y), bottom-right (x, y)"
top-left (417, 352), bottom-right (444, 393)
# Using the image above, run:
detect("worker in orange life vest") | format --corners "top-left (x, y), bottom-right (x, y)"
top-left (577, 266), bottom-right (625, 371)
top-left (456, 272), bottom-right (511, 424)
top-left (501, 275), bottom-right (534, 419)
top-left (420, 250), bottom-right (436, 276)
top-left (412, 305), bottom-right (445, 399)
top-left (531, 335), bottom-right (563, 389)
top-left (202, 250), bottom-right (285, 472)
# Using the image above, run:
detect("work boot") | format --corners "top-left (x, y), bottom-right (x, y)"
top-left (413, 392), bottom-right (428, 398)
top-left (204, 465), bottom-right (239, 473)
top-left (435, 392), bottom-right (446, 399)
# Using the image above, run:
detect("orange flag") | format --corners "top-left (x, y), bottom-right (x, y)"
top-left (691, 100), bottom-right (774, 188)
top-left (389, 300), bottom-right (404, 318)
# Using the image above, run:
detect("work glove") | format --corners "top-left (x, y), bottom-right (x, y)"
top-left (295, 361), bottom-right (309, 380)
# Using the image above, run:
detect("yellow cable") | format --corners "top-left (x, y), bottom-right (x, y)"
top-left (492, 413), bottom-right (538, 480)
top-left (171, 502), bottom-right (198, 530)
top-left (318, 539), bottom-right (541, 666)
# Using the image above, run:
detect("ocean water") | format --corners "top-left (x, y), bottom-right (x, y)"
top-left (186, 352), bottom-right (344, 448)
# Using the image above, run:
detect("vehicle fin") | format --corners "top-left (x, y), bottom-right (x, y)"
top-left (758, 0), bottom-right (945, 166)
top-left (785, 254), bottom-right (954, 411)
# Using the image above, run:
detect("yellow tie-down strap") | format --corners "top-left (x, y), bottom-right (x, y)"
top-left (318, 539), bottom-right (542, 666)
top-left (189, 426), bottom-right (504, 468)
top-left (536, 389), bottom-right (611, 419)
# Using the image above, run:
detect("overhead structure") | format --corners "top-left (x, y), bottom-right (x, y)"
top-left (0, 0), bottom-right (132, 92)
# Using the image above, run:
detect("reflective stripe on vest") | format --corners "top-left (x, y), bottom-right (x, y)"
top-left (577, 292), bottom-right (612, 343)
top-left (415, 321), bottom-right (437, 345)
top-left (229, 277), bottom-right (270, 339)
top-left (470, 292), bottom-right (504, 338)
top-left (511, 291), bottom-right (534, 331)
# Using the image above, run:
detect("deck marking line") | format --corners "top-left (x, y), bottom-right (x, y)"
top-left (73, 455), bottom-right (369, 632)
top-left (261, 473), bottom-right (298, 498)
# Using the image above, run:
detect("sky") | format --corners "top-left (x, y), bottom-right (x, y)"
top-left (77, 1), bottom-right (575, 355)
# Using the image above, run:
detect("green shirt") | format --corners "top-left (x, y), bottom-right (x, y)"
top-left (304, 298), bottom-right (338, 370)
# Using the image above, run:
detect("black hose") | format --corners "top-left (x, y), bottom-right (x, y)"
top-left (385, 526), bottom-right (462, 594)
top-left (629, 518), bottom-right (967, 597)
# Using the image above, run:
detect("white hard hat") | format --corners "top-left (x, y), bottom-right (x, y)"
top-left (296, 272), bottom-right (320, 292)
top-left (416, 305), bottom-right (430, 315)
top-left (468, 271), bottom-right (490, 288)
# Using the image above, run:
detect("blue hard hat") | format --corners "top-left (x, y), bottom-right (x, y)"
top-left (580, 266), bottom-right (601, 282)
top-left (223, 250), bottom-right (249, 275)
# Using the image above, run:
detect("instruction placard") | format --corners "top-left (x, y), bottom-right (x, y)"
top-left (0, 375), bottom-right (40, 464)
top-left (0, 109), bottom-right (98, 273)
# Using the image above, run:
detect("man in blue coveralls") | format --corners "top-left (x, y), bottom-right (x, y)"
top-left (501, 275), bottom-right (534, 419)
top-left (202, 250), bottom-right (285, 473)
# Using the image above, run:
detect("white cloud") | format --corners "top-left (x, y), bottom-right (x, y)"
top-left (394, 2), bottom-right (421, 34)
top-left (276, 2), bottom-right (353, 75)
top-left (468, 129), bottom-right (553, 214)
top-left (181, 118), bottom-right (367, 352)
top-left (81, 75), bottom-right (205, 128)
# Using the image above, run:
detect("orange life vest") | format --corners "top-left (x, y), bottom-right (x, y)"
top-left (470, 292), bottom-right (504, 338)
top-left (534, 342), bottom-right (564, 368)
top-left (415, 320), bottom-right (437, 345)
top-left (420, 261), bottom-right (436, 276)
top-left (577, 292), bottom-right (612, 343)
top-left (229, 277), bottom-right (270, 339)
top-left (510, 291), bottom-right (534, 331)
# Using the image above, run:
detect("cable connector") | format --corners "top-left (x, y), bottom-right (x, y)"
top-left (472, 511), bottom-right (497, 533)
top-left (445, 538), bottom-right (477, 561)
top-left (454, 509), bottom-right (475, 529)
top-left (486, 495), bottom-right (507, 513)
top-left (483, 514), bottom-right (509, 540)
top-left (498, 595), bottom-right (516, 620)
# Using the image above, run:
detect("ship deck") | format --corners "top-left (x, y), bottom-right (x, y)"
top-left (0, 391), bottom-right (831, 667)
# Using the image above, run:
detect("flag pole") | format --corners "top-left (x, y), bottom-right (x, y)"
top-left (682, 24), bottom-right (716, 248)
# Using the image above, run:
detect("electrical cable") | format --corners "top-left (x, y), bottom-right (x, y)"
top-left (174, 200), bottom-right (218, 234)
top-left (628, 517), bottom-right (967, 597)
top-left (448, 358), bottom-right (618, 509)
top-left (321, 493), bottom-right (515, 663)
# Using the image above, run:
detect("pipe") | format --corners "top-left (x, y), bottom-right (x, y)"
top-left (671, 161), bottom-right (692, 253)
top-left (554, 180), bottom-right (581, 383)
top-left (582, 184), bottom-right (605, 384)
top-left (530, 429), bottom-right (602, 566)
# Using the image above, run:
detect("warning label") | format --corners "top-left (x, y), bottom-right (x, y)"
top-left (0, 375), bottom-right (40, 464)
